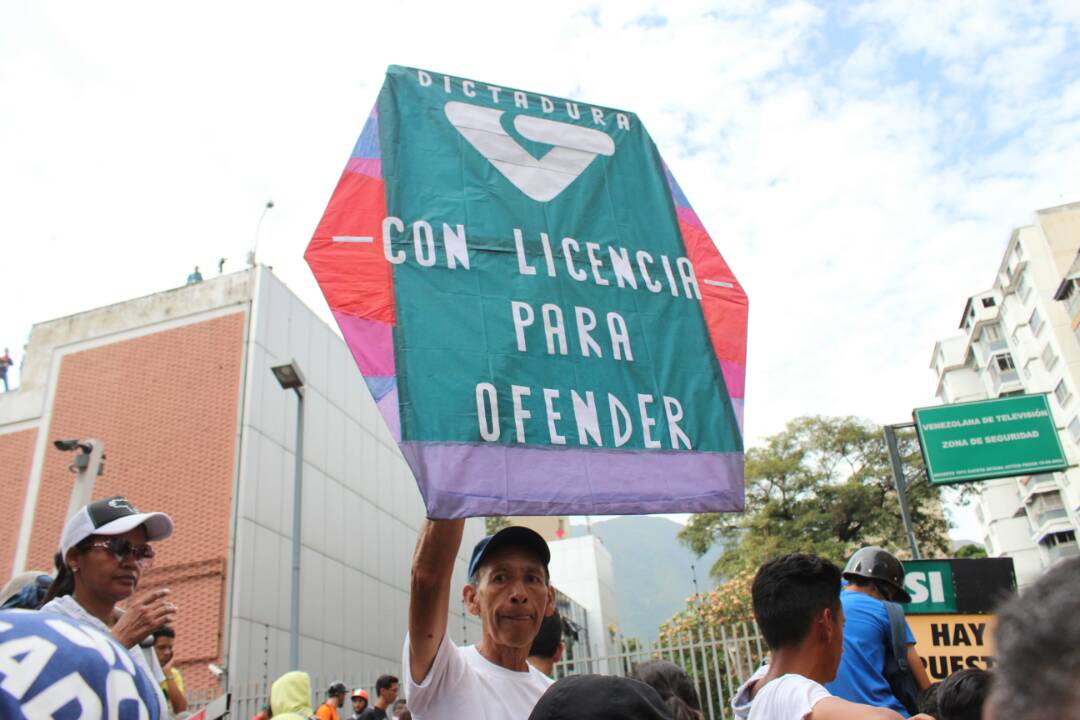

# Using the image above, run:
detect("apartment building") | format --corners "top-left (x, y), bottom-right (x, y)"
top-left (930, 202), bottom-right (1080, 587)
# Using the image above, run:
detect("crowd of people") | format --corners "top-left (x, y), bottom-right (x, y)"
top-left (394, 519), bottom-right (1078, 720)
top-left (0, 496), bottom-right (1077, 720)
top-left (258, 675), bottom-right (408, 720)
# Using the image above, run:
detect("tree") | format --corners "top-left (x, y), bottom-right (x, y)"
top-left (955, 543), bottom-right (987, 558)
top-left (484, 516), bottom-right (511, 535)
top-left (657, 572), bottom-right (761, 714)
top-left (679, 415), bottom-right (950, 578)
top-left (658, 571), bottom-right (755, 643)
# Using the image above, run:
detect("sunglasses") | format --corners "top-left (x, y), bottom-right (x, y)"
top-left (87, 538), bottom-right (156, 565)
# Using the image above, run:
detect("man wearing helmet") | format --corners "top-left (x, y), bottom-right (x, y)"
top-left (826, 547), bottom-right (930, 717)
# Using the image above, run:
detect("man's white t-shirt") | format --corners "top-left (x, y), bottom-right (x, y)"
top-left (732, 664), bottom-right (768, 719)
top-left (403, 632), bottom-right (553, 720)
top-left (747, 674), bottom-right (832, 720)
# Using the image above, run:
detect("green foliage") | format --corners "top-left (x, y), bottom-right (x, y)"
top-left (954, 543), bottom-right (987, 558)
top-left (484, 516), bottom-right (511, 535)
top-left (657, 572), bottom-right (763, 715)
top-left (679, 416), bottom-right (950, 578)
top-left (659, 571), bottom-right (755, 643)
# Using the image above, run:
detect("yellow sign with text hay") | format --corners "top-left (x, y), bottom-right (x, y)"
top-left (908, 614), bottom-right (996, 681)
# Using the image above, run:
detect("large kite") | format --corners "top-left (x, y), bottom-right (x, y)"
top-left (306, 66), bottom-right (747, 518)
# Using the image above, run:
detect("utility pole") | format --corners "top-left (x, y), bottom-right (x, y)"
top-left (271, 361), bottom-right (305, 670)
top-left (883, 423), bottom-right (922, 559)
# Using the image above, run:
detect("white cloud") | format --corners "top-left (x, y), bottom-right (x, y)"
top-left (2, 1), bottom-right (1078, 540)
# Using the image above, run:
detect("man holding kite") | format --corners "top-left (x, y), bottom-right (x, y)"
top-left (404, 520), bottom-right (556, 719)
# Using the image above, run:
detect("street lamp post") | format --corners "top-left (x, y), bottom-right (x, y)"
top-left (271, 361), bottom-right (305, 670)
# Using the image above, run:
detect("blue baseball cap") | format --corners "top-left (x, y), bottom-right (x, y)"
top-left (468, 526), bottom-right (551, 580)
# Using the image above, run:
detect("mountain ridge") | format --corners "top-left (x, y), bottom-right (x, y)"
top-left (570, 515), bottom-right (723, 643)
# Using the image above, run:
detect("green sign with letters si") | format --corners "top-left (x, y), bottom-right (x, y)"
top-left (903, 560), bottom-right (956, 613)
top-left (913, 394), bottom-right (1068, 486)
top-left (902, 558), bottom-right (1016, 615)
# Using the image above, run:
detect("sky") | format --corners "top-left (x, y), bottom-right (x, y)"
top-left (3, 0), bottom-right (1079, 542)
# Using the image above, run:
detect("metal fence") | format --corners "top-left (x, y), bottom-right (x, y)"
top-left (554, 621), bottom-right (766, 720)
top-left (190, 621), bottom-right (765, 720)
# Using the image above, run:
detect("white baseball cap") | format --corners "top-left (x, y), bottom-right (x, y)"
top-left (60, 496), bottom-right (173, 558)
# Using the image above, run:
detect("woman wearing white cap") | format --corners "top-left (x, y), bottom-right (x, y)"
top-left (40, 495), bottom-right (177, 717)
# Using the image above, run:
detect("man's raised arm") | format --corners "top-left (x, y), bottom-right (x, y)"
top-left (408, 518), bottom-right (465, 685)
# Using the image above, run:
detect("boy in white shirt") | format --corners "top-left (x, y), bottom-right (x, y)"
top-left (741, 554), bottom-right (934, 720)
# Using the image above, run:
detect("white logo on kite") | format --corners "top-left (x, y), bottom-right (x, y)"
top-left (444, 101), bottom-right (615, 202)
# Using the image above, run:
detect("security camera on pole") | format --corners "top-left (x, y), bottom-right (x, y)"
top-left (53, 438), bottom-right (106, 521)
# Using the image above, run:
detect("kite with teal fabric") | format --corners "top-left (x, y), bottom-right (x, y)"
top-left (307, 65), bottom-right (747, 518)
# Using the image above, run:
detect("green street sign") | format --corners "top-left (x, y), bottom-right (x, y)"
top-left (902, 558), bottom-right (1016, 615)
top-left (903, 560), bottom-right (956, 613)
top-left (913, 394), bottom-right (1068, 486)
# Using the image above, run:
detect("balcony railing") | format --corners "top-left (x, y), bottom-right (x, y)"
top-left (1048, 541), bottom-right (1080, 563)
top-left (1036, 508), bottom-right (1069, 527)
top-left (990, 364), bottom-right (1021, 393)
top-left (1021, 474), bottom-right (1059, 503)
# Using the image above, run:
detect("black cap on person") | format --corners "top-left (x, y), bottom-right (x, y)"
top-left (528, 675), bottom-right (673, 720)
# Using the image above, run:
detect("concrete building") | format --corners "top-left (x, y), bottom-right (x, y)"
top-left (547, 534), bottom-right (619, 672)
top-left (551, 588), bottom-right (591, 675)
top-left (0, 266), bottom-right (484, 693)
top-left (506, 515), bottom-right (571, 542)
top-left (930, 202), bottom-right (1080, 586)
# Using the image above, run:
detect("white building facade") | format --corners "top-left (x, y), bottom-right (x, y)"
top-left (547, 534), bottom-right (620, 672)
top-left (227, 266), bottom-right (484, 686)
top-left (930, 202), bottom-right (1080, 587)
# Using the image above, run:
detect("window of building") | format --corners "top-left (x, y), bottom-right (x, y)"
top-left (1018, 271), bottom-right (1031, 301)
top-left (1040, 530), bottom-right (1079, 562)
top-left (994, 353), bottom-right (1016, 371)
top-left (984, 324), bottom-right (1003, 341)
top-left (1061, 278), bottom-right (1080, 317)
top-left (1015, 243), bottom-right (1024, 261)
top-left (1069, 417), bottom-right (1080, 444)
top-left (1043, 530), bottom-right (1075, 547)
top-left (1030, 307), bottom-right (1043, 335)
top-left (1055, 379), bottom-right (1071, 407)
top-left (1029, 491), bottom-right (1068, 530)
top-left (1043, 344), bottom-right (1058, 371)
top-left (981, 297), bottom-right (996, 308)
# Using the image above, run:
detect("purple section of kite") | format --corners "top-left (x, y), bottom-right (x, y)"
top-left (351, 109), bottom-right (380, 159)
top-left (334, 311), bottom-right (395, 376)
top-left (377, 386), bottom-right (401, 441)
top-left (400, 442), bottom-right (744, 518)
top-left (346, 157), bottom-right (382, 178)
